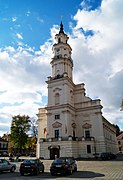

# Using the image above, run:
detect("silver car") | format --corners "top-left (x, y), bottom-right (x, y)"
top-left (0, 159), bottom-right (16, 173)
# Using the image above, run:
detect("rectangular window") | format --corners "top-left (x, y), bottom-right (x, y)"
top-left (55, 130), bottom-right (59, 138)
top-left (87, 145), bottom-right (91, 153)
top-left (85, 130), bottom-right (90, 138)
top-left (55, 114), bottom-right (60, 119)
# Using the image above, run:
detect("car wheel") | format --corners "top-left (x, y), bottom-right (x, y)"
top-left (10, 166), bottom-right (15, 172)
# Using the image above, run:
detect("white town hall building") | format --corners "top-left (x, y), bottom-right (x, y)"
top-left (37, 22), bottom-right (118, 159)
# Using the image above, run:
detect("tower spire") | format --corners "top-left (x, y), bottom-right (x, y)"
top-left (59, 21), bottom-right (64, 33)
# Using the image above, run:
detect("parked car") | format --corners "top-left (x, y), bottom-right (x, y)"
top-left (19, 158), bottom-right (44, 176)
top-left (0, 159), bottom-right (16, 173)
top-left (100, 152), bottom-right (117, 160)
top-left (50, 157), bottom-right (77, 175)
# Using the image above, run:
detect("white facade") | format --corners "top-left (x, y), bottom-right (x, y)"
top-left (37, 22), bottom-right (118, 159)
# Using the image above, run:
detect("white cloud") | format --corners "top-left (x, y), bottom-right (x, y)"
top-left (16, 33), bottom-right (23, 40)
top-left (4, 46), bottom-right (15, 53)
top-left (37, 17), bottom-right (44, 23)
top-left (0, 41), bottom-right (51, 135)
top-left (0, 0), bottom-right (123, 136)
top-left (69, 0), bottom-right (123, 128)
top-left (26, 11), bottom-right (31, 17)
top-left (0, 51), bottom-right (9, 61)
top-left (12, 17), bottom-right (17, 22)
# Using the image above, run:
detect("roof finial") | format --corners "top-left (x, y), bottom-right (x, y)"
top-left (59, 16), bottom-right (64, 33)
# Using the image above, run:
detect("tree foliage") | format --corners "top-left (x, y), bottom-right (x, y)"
top-left (10, 115), bottom-right (31, 153)
top-left (26, 136), bottom-right (37, 155)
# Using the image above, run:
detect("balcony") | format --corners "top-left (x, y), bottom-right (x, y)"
top-left (82, 137), bottom-right (95, 141)
top-left (40, 136), bottom-right (95, 142)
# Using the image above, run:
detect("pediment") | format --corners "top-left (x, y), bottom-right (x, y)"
top-left (82, 123), bottom-right (92, 129)
top-left (52, 121), bottom-right (62, 128)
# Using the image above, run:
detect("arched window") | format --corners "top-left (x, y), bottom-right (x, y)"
top-left (55, 93), bottom-right (60, 105)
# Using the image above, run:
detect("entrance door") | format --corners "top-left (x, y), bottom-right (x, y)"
top-left (50, 147), bottom-right (60, 160)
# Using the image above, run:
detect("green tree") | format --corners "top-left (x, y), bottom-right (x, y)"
top-left (10, 115), bottom-right (30, 154)
top-left (26, 136), bottom-right (37, 156)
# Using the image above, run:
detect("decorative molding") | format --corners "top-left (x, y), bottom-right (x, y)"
top-left (52, 121), bottom-right (62, 128)
top-left (53, 87), bottom-right (62, 92)
top-left (82, 123), bottom-right (92, 129)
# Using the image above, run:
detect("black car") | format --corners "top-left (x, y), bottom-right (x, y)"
top-left (19, 158), bottom-right (44, 175)
top-left (0, 159), bottom-right (16, 173)
top-left (100, 152), bottom-right (117, 160)
top-left (50, 157), bottom-right (77, 175)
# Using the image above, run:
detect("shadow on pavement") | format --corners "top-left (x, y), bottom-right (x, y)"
top-left (71, 171), bottom-right (105, 178)
top-left (40, 171), bottom-right (105, 178)
top-left (0, 171), bottom-right (105, 179)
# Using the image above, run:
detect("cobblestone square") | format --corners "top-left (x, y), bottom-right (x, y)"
top-left (0, 158), bottom-right (123, 180)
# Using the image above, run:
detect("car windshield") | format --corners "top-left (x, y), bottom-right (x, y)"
top-left (54, 159), bottom-right (65, 163)
top-left (23, 159), bottom-right (36, 164)
top-left (53, 159), bottom-right (69, 164)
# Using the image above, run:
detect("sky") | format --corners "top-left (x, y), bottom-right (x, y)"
top-left (0, 0), bottom-right (123, 136)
